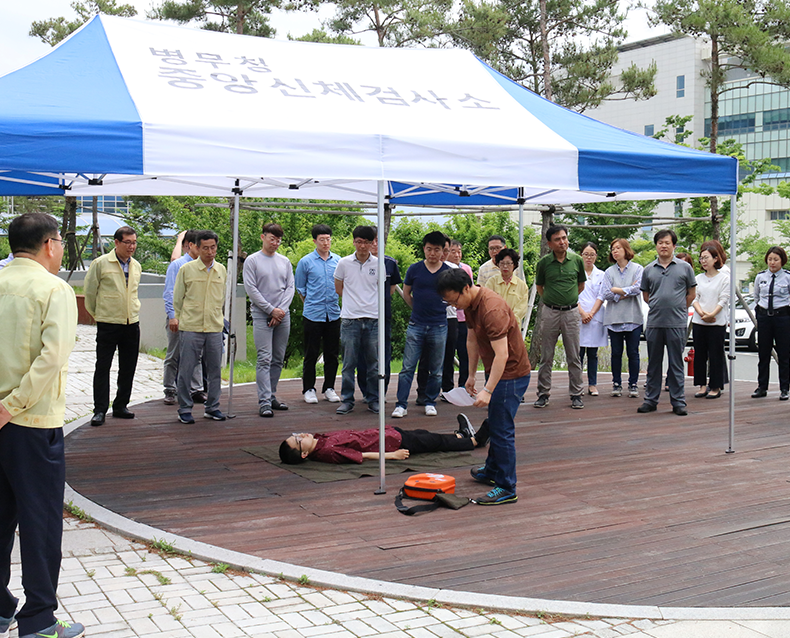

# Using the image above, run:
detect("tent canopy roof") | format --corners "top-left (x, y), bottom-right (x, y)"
top-left (0, 15), bottom-right (738, 204)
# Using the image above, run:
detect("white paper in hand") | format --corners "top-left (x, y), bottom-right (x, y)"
top-left (442, 387), bottom-right (476, 407)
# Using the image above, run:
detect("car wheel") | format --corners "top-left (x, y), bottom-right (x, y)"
top-left (748, 329), bottom-right (758, 352)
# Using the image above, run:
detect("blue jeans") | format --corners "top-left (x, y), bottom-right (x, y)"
top-left (396, 322), bottom-right (447, 408)
top-left (609, 326), bottom-right (641, 388)
top-left (579, 347), bottom-right (598, 386)
top-left (482, 374), bottom-right (531, 493)
top-left (340, 318), bottom-right (378, 406)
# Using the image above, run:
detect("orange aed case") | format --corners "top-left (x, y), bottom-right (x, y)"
top-left (403, 473), bottom-right (456, 500)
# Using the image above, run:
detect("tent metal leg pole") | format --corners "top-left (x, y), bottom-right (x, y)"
top-left (727, 193), bottom-right (737, 453)
top-left (227, 186), bottom-right (241, 419)
top-left (376, 180), bottom-right (387, 494)
top-left (518, 188), bottom-right (525, 277)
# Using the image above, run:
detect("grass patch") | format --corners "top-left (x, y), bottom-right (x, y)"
top-left (64, 500), bottom-right (93, 523)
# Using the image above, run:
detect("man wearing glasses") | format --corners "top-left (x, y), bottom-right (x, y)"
top-left (84, 226), bottom-right (142, 427)
top-left (333, 225), bottom-right (379, 415)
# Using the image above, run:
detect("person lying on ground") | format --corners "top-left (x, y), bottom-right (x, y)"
top-left (279, 417), bottom-right (489, 465)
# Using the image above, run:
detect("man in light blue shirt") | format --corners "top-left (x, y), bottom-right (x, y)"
top-left (295, 224), bottom-right (341, 405)
top-left (0, 254), bottom-right (14, 270)
top-left (162, 230), bottom-right (203, 405)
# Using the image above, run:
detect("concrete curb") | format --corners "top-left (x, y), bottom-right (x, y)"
top-left (63, 415), bottom-right (790, 623)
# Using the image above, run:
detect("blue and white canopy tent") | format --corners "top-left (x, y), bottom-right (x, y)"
top-left (0, 15), bottom-right (740, 483)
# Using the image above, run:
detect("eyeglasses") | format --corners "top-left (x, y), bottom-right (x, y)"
top-left (498, 260), bottom-right (514, 267)
top-left (46, 237), bottom-right (64, 246)
top-left (119, 240), bottom-right (137, 247)
top-left (443, 292), bottom-right (462, 307)
top-left (291, 433), bottom-right (304, 455)
top-left (581, 252), bottom-right (597, 258)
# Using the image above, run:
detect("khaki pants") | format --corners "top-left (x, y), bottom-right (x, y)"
top-left (537, 305), bottom-right (583, 397)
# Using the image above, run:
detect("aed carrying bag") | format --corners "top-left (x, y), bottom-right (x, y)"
top-left (395, 473), bottom-right (470, 515)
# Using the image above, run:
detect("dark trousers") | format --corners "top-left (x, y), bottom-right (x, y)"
top-left (456, 321), bottom-right (469, 388)
top-left (395, 427), bottom-right (474, 454)
top-left (418, 317), bottom-right (458, 400)
top-left (757, 312), bottom-right (790, 392)
top-left (93, 321), bottom-right (140, 414)
top-left (358, 319), bottom-right (392, 396)
top-left (0, 425), bottom-right (64, 635)
top-left (302, 317), bottom-right (340, 393)
top-left (644, 326), bottom-right (686, 408)
top-left (692, 323), bottom-right (726, 389)
top-left (609, 326), bottom-right (642, 389)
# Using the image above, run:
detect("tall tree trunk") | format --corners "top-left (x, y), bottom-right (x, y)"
top-left (539, 0), bottom-right (552, 101)
top-left (63, 196), bottom-right (78, 270)
top-left (236, 3), bottom-right (244, 34)
top-left (709, 35), bottom-right (721, 241)
top-left (528, 207), bottom-right (555, 369)
top-left (92, 196), bottom-right (100, 258)
top-left (383, 203), bottom-right (392, 246)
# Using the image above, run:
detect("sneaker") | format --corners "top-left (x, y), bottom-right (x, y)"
top-left (0, 615), bottom-right (16, 638)
top-left (391, 406), bottom-right (407, 418)
top-left (474, 486), bottom-right (518, 505)
top-left (304, 389), bottom-right (318, 404)
top-left (470, 465), bottom-right (495, 486)
top-left (570, 395), bottom-right (584, 409)
top-left (628, 385), bottom-right (639, 398)
top-left (475, 419), bottom-right (490, 448)
top-left (204, 409), bottom-right (226, 421)
top-left (425, 405), bottom-right (438, 416)
top-left (336, 402), bottom-right (354, 415)
top-left (177, 412), bottom-right (195, 424)
top-left (456, 413), bottom-right (476, 439)
top-left (367, 401), bottom-right (380, 414)
top-left (611, 385), bottom-right (622, 397)
top-left (259, 407), bottom-right (274, 418)
top-left (324, 388), bottom-right (341, 403)
top-left (533, 394), bottom-right (549, 408)
top-left (163, 391), bottom-right (176, 405)
top-left (21, 619), bottom-right (85, 638)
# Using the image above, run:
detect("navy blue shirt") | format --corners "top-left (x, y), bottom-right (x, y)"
top-left (404, 261), bottom-right (450, 326)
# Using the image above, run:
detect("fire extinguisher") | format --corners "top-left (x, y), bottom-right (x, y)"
top-left (684, 348), bottom-right (695, 377)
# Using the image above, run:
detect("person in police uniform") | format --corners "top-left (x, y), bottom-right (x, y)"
top-left (752, 246), bottom-right (790, 400)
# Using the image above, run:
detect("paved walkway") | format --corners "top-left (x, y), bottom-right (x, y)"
top-left (7, 324), bottom-right (790, 638)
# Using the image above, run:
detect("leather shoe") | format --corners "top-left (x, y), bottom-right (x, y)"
top-left (90, 412), bottom-right (105, 427)
top-left (637, 403), bottom-right (656, 413)
top-left (781, 391), bottom-right (789, 401)
top-left (752, 388), bottom-right (767, 398)
top-left (112, 408), bottom-right (135, 419)
top-left (673, 406), bottom-right (688, 416)
top-left (271, 398), bottom-right (289, 411)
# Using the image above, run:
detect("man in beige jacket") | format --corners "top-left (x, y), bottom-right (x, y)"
top-left (84, 226), bottom-right (141, 427)
top-left (0, 213), bottom-right (84, 638)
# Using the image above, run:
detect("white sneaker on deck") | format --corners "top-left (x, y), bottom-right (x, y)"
top-left (391, 406), bottom-right (407, 418)
top-left (304, 389), bottom-right (318, 404)
top-left (324, 388), bottom-right (340, 402)
top-left (425, 405), bottom-right (438, 416)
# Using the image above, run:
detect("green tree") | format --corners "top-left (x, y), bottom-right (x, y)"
top-left (30, 0), bottom-right (137, 45)
top-left (451, 0), bottom-right (656, 112)
top-left (288, 28), bottom-right (361, 44)
top-left (651, 0), bottom-right (790, 239)
top-left (148, 0), bottom-right (279, 37)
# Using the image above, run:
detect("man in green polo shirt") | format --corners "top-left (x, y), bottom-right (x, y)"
top-left (534, 225), bottom-right (586, 409)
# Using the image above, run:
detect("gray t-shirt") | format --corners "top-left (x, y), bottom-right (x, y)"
top-left (640, 257), bottom-right (696, 328)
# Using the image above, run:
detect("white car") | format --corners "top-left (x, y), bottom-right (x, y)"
top-left (727, 296), bottom-right (758, 351)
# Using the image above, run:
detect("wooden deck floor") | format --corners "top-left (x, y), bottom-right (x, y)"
top-left (65, 372), bottom-right (790, 607)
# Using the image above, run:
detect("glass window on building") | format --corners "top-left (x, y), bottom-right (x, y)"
top-left (676, 75), bottom-right (685, 98)
top-left (644, 124), bottom-right (654, 136)
top-left (769, 210), bottom-right (789, 220)
top-left (763, 108), bottom-right (790, 131)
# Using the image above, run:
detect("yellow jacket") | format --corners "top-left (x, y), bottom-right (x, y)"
top-left (174, 259), bottom-right (227, 333)
top-left (84, 249), bottom-right (141, 324)
top-left (485, 273), bottom-right (530, 325)
top-left (0, 259), bottom-right (77, 428)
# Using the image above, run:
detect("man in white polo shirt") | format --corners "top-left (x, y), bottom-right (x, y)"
top-left (333, 226), bottom-right (379, 415)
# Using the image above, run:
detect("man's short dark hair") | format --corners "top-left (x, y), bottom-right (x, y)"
top-left (311, 224), bottom-right (332, 239)
top-left (196, 230), bottom-right (219, 246)
top-left (352, 225), bottom-right (376, 241)
top-left (8, 213), bottom-right (59, 254)
top-left (114, 226), bottom-right (136, 242)
top-left (437, 268), bottom-right (473, 294)
top-left (546, 225), bottom-right (568, 242)
top-left (183, 229), bottom-right (198, 248)
top-left (494, 247), bottom-right (520, 267)
top-left (262, 222), bottom-right (284, 237)
top-left (653, 229), bottom-right (677, 245)
top-left (423, 230), bottom-right (446, 247)
top-left (488, 235), bottom-right (506, 245)
top-left (279, 440), bottom-right (307, 465)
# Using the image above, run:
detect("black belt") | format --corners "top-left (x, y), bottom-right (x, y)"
top-left (544, 302), bottom-right (578, 311)
top-left (756, 306), bottom-right (790, 317)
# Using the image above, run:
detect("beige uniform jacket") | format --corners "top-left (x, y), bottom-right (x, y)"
top-left (0, 258), bottom-right (77, 428)
top-left (84, 249), bottom-right (141, 324)
top-left (173, 259), bottom-right (227, 333)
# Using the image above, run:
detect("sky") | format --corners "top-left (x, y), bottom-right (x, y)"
top-left (0, 1), bottom-right (669, 78)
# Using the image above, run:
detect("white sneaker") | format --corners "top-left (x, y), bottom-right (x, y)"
top-left (324, 388), bottom-right (340, 402)
top-left (391, 406), bottom-right (407, 418)
top-left (425, 405), bottom-right (438, 416)
top-left (304, 389), bottom-right (318, 404)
